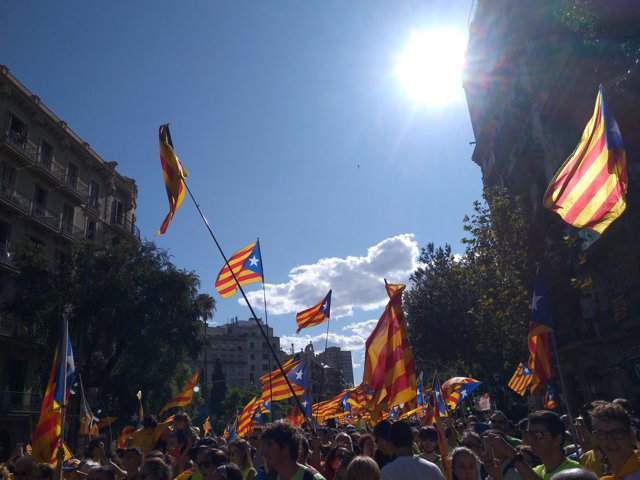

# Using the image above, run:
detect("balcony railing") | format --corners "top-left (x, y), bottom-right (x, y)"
top-left (2, 129), bottom-right (38, 163)
top-left (110, 213), bottom-right (141, 240)
top-left (64, 176), bottom-right (89, 202)
top-left (60, 221), bottom-right (85, 241)
top-left (36, 152), bottom-right (66, 184)
top-left (0, 181), bottom-right (31, 213)
top-left (0, 389), bottom-right (42, 414)
top-left (31, 202), bottom-right (60, 230)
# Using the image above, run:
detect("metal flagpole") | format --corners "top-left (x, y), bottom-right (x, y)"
top-left (183, 183), bottom-right (309, 422)
top-left (57, 308), bottom-right (70, 479)
top-left (550, 332), bottom-right (577, 437)
top-left (314, 318), bottom-right (331, 423)
top-left (257, 237), bottom-right (274, 422)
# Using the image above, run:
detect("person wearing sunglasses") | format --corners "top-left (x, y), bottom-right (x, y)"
top-left (591, 402), bottom-right (640, 480)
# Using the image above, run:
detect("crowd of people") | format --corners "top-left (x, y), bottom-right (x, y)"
top-left (2, 398), bottom-right (640, 480)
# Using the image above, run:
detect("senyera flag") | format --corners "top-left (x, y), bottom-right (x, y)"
top-left (295, 290), bottom-right (332, 333)
top-left (157, 124), bottom-right (189, 235)
top-left (543, 85), bottom-right (627, 234)
top-left (215, 241), bottom-right (263, 298)
top-left (159, 369), bottom-right (200, 414)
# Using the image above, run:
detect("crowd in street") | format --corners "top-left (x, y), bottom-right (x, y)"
top-left (2, 398), bottom-right (640, 480)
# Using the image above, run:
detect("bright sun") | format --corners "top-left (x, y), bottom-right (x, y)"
top-left (395, 28), bottom-right (468, 107)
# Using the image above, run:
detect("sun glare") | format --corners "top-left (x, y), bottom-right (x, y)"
top-left (395, 28), bottom-right (468, 107)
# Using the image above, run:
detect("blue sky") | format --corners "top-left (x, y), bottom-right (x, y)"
top-left (2, 1), bottom-right (482, 385)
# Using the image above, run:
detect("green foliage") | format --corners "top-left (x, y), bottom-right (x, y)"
top-left (209, 358), bottom-right (226, 417)
top-left (405, 187), bottom-right (531, 382)
top-left (217, 385), bottom-right (259, 433)
top-left (3, 240), bottom-right (214, 418)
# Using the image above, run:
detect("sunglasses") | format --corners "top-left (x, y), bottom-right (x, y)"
top-left (593, 429), bottom-right (628, 441)
top-left (525, 430), bottom-right (553, 440)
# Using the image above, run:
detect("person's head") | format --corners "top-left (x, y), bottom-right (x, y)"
top-left (357, 434), bottom-right (375, 458)
top-left (419, 426), bottom-right (439, 455)
top-left (336, 452), bottom-right (357, 480)
top-left (143, 416), bottom-right (158, 430)
top-left (173, 412), bottom-right (191, 429)
top-left (78, 460), bottom-right (100, 475)
top-left (345, 455), bottom-right (380, 480)
top-left (335, 432), bottom-right (353, 451)
top-left (451, 447), bottom-right (478, 480)
top-left (32, 464), bottom-right (54, 480)
top-left (324, 447), bottom-right (348, 476)
top-left (210, 464), bottom-right (243, 480)
top-left (13, 456), bottom-right (36, 480)
top-left (489, 411), bottom-right (509, 432)
top-left (139, 459), bottom-right (171, 480)
top-left (196, 448), bottom-right (227, 477)
top-left (590, 402), bottom-right (636, 468)
top-left (317, 427), bottom-right (329, 444)
top-left (261, 423), bottom-right (301, 472)
top-left (612, 398), bottom-right (635, 416)
top-left (248, 427), bottom-right (262, 449)
top-left (228, 439), bottom-right (252, 470)
top-left (87, 439), bottom-right (105, 460)
top-left (550, 468), bottom-right (599, 480)
top-left (121, 447), bottom-right (143, 476)
top-left (372, 420), bottom-right (393, 456)
top-left (526, 410), bottom-right (566, 459)
top-left (87, 467), bottom-right (116, 480)
top-left (460, 430), bottom-right (482, 458)
top-left (389, 421), bottom-right (413, 454)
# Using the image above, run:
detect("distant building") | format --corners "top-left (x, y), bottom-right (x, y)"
top-left (317, 346), bottom-right (354, 387)
top-left (0, 65), bottom-right (139, 456)
top-left (198, 317), bottom-right (287, 388)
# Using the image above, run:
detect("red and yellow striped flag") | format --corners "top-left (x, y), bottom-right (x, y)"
top-left (215, 241), bottom-right (263, 298)
top-left (362, 282), bottom-right (417, 414)
top-left (543, 86), bottom-right (627, 234)
top-left (295, 290), bottom-right (331, 333)
top-left (236, 396), bottom-right (258, 437)
top-left (159, 369), bottom-right (200, 414)
top-left (507, 362), bottom-right (533, 396)
top-left (157, 124), bottom-right (189, 235)
top-left (259, 356), bottom-right (304, 402)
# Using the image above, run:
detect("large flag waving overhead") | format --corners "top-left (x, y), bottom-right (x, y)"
top-left (215, 241), bottom-right (263, 298)
top-left (159, 369), bottom-right (200, 414)
top-left (157, 124), bottom-right (189, 235)
top-left (296, 290), bottom-right (332, 333)
top-left (442, 377), bottom-right (481, 411)
top-left (259, 355), bottom-right (305, 402)
top-left (362, 282), bottom-right (417, 414)
top-left (32, 325), bottom-right (75, 465)
top-left (543, 86), bottom-right (627, 234)
top-left (528, 270), bottom-right (554, 388)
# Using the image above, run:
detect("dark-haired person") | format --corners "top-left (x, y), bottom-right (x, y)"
top-left (33, 463), bottom-right (55, 480)
top-left (261, 423), bottom-right (325, 480)
top-left (591, 402), bottom-right (640, 480)
top-left (139, 459), bottom-right (171, 480)
top-left (121, 447), bottom-right (143, 480)
top-left (372, 421), bottom-right (395, 471)
top-left (418, 427), bottom-right (443, 473)
top-left (485, 411), bottom-right (580, 480)
top-left (210, 464), bottom-right (244, 480)
top-left (380, 421), bottom-right (443, 480)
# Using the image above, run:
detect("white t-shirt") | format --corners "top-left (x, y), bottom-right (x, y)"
top-left (381, 456), bottom-right (445, 480)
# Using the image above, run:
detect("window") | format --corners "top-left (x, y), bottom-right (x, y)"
top-left (89, 180), bottom-right (100, 208)
top-left (61, 204), bottom-right (74, 232)
top-left (40, 140), bottom-right (53, 168)
top-left (66, 163), bottom-right (78, 189)
top-left (250, 342), bottom-right (255, 348)
top-left (0, 163), bottom-right (16, 190)
top-left (111, 199), bottom-right (124, 224)
top-left (262, 364), bottom-right (268, 371)
top-left (33, 185), bottom-right (47, 207)
top-left (8, 114), bottom-right (28, 145)
top-left (0, 221), bottom-right (11, 257)
top-left (250, 365), bottom-right (255, 371)
top-left (86, 219), bottom-right (96, 240)
top-left (262, 353), bottom-right (268, 360)
top-left (250, 353), bottom-right (255, 360)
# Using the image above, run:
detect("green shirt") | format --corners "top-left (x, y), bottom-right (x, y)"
top-left (279, 464), bottom-right (326, 480)
top-left (532, 458), bottom-right (582, 480)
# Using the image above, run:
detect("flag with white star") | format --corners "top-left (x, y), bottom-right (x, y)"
top-left (287, 359), bottom-right (309, 390)
top-left (441, 376), bottom-right (481, 411)
top-left (215, 240), bottom-right (263, 298)
top-left (295, 290), bottom-right (332, 333)
top-left (528, 269), bottom-right (554, 388)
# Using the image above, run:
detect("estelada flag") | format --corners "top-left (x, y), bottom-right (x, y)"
top-left (159, 369), bottom-right (200, 414)
top-left (508, 362), bottom-right (533, 396)
top-left (544, 384), bottom-right (559, 410)
top-left (442, 377), bottom-right (481, 410)
top-left (259, 355), bottom-right (305, 402)
top-left (215, 241), bottom-right (263, 298)
top-left (528, 270), bottom-right (554, 389)
top-left (295, 290), bottom-right (332, 333)
top-left (543, 86), bottom-right (627, 234)
top-left (157, 124), bottom-right (189, 235)
top-left (362, 282), bottom-right (417, 415)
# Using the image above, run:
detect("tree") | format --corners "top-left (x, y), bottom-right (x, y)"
top-left (405, 187), bottom-right (532, 385)
top-left (209, 358), bottom-right (226, 418)
top-left (3, 240), bottom-right (209, 417)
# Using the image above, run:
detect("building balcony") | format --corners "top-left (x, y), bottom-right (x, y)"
top-left (86, 199), bottom-right (103, 218)
top-left (110, 213), bottom-right (141, 241)
top-left (33, 153), bottom-right (66, 187)
top-left (0, 181), bottom-right (31, 214)
top-left (30, 202), bottom-right (60, 232)
top-left (0, 389), bottom-right (42, 415)
top-left (63, 177), bottom-right (89, 203)
top-left (1, 129), bottom-right (38, 165)
top-left (60, 221), bottom-right (86, 242)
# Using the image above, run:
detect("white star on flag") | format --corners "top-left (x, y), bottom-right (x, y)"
top-left (302, 401), bottom-right (308, 407)
top-left (532, 294), bottom-right (543, 311)
top-left (322, 302), bottom-right (327, 311)
top-left (249, 255), bottom-right (260, 267)
top-left (295, 370), bottom-right (304, 380)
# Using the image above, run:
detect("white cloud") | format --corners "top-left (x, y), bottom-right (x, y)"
top-left (246, 234), bottom-right (420, 317)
